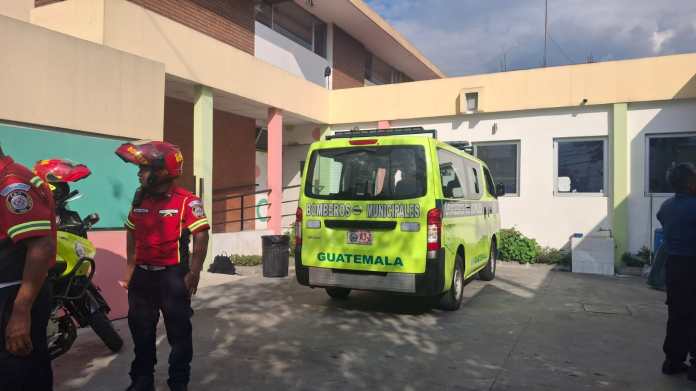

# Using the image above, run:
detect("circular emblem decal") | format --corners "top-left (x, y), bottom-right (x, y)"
top-left (6, 190), bottom-right (33, 214)
top-left (352, 206), bottom-right (362, 215)
top-left (74, 242), bottom-right (86, 258)
top-left (349, 232), bottom-right (359, 242)
top-left (192, 205), bottom-right (205, 218)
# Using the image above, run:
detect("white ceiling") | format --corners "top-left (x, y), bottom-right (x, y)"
top-left (165, 75), bottom-right (313, 126)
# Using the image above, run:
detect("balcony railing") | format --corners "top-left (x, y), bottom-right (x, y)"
top-left (212, 185), bottom-right (300, 233)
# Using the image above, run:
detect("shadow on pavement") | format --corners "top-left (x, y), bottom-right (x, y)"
top-left (53, 264), bottom-right (689, 391)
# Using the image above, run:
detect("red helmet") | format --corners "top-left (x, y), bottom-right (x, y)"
top-left (115, 140), bottom-right (183, 179)
top-left (33, 159), bottom-right (91, 183)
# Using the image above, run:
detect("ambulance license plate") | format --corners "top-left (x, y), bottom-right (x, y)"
top-left (347, 230), bottom-right (372, 245)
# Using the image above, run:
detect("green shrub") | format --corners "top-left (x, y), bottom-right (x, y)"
top-left (636, 246), bottom-right (651, 263)
top-left (621, 252), bottom-right (647, 267)
top-left (499, 228), bottom-right (540, 264)
top-left (537, 246), bottom-right (571, 265)
top-left (229, 254), bottom-right (262, 266)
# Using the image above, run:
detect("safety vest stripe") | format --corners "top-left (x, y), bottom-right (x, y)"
top-left (8, 223), bottom-right (52, 239)
top-left (7, 220), bottom-right (51, 237)
top-left (188, 218), bottom-right (208, 232)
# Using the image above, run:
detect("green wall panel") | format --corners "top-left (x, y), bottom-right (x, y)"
top-left (0, 123), bottom-right (138, 229)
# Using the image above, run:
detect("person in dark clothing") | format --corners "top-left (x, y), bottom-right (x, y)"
top-left (657, 163), bottom-right (696, 380)
top-left (0, 145), bottom-right (57, 391)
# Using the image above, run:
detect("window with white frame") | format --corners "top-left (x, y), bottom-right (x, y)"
top-left (474, 142), bottom-right (519, 196)
top-left (554, 138), bottom-right (606, 195)
top-left (255, 1), bottom-right (327, 58)
top-left (646, 133), bottom-right (696, 194)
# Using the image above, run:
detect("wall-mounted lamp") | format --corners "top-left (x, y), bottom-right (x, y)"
top-left (581, 98), bottom-right (588, 105)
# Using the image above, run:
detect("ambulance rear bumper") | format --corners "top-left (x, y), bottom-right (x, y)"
top-left (295, 247), bottom-right (445, 296)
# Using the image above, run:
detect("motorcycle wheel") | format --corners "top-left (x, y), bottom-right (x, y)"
top-left (88, 311), bottom-right (123, 353)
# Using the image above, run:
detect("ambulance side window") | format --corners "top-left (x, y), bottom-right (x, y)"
top-left (460, 159), bottom-right (483, 200)
top-left (483, 167), bottom-right (497, 198)
top-left (437, 149), bottom-right (466, 199)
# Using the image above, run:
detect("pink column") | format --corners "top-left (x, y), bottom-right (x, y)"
top-left (377, 120), bottom-right (391, 130)
top-left (267, 108), bottom-right (283, 235)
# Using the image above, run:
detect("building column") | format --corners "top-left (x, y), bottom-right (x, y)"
top-left (194, 85), bottom-right (214, 263)
top-left (267, 108), bottom-right (283, 235)
top-left (611, 103), bottom-right (629, 265)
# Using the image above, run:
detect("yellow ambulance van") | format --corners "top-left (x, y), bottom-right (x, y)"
top-left (294, 128), bottom-right (504, 310)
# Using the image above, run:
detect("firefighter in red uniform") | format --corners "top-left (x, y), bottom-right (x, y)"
top-left (0, 145), bottom-right (56, 391)
top-left (116, 141), bottom-right (209, 391)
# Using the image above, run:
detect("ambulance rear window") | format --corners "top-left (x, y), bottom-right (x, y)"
top-left (305, 146), bottom-right (427, 200)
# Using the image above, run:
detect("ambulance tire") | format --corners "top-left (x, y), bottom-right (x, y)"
top-left (437, 255), bottom-right (464, 311)
top-left (479, 242), bottom-right (497, 281)
top-left (325, 287), bottom-right (351, 300)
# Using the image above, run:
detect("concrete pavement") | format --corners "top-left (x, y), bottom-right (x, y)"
top-left (53, 263), bottom-right (690, 390)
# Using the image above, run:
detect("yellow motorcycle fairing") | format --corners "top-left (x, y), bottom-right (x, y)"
top-left (55, 231), bottom-right (96, 278)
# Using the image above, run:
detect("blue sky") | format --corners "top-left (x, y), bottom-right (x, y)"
top-left (365, 0), bottom-right (696, 76)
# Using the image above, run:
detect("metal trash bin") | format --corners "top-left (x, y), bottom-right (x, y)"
top-left (261, 235), bottom-right (289, 278)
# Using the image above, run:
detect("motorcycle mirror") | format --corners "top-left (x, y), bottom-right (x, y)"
top-left (84, 213), bottom-right (100, 228)
top-left (65, 191), bottom-right (83, 203)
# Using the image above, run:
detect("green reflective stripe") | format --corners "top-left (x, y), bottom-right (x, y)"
top-left (11, 226), bottom-right (52, 238)
top-left (188, 219), bottom-right (208, 231)
top-left (7, 220), bottom-right (51, 237)
top-left (8, 221), bottom-right (51, 238)
top-left (124, 219), bottom-right (135, 229)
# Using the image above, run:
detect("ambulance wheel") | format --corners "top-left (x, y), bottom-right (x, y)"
top-left (479, 242), bottom-right (497, 281)
top-left (325, 287), bottom-right (351, 300)
top-left (437, 255), bottom-right (464, 311)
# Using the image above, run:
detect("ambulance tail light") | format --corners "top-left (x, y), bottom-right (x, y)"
top-left (349, 139), bottom-right (378, 145)
top-left (427, 208), bottom-right (442, 252)
top-left (295, 207), bottom-right (303, 246)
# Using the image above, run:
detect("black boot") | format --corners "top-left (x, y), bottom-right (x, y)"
top-left (125, 377), bottom-right (155, 391)
top-left (662, 359), bottom-right (689, 375)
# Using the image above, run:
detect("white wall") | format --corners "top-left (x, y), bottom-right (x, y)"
top-left (213, 230), bottom-right (273, 256)
top-left (282, 144), bottom-right (310, 229)
top-left (254, 22), bottom-right (330, 88)
top-left (627, 99), bottom-right (696, 253)
top-left (333, 106), bottom-right (612, 249)
top-left (254, 151), bottom-right (269, 230)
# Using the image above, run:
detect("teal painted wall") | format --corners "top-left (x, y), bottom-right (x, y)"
top-left (0, 122), bottom-right (138, 229)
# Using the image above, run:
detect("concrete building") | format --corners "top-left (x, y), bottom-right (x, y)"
top-left (1, 1), bottom-right (696, 309)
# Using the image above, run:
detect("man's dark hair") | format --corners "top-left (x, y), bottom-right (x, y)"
top-left (667, 163), bottom-right (696, 193)
top-left (0, 144), bottom-right (4, 157)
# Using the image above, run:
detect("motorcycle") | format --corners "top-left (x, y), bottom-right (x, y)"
top-left (34, 159), bottom-right (124, 360)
